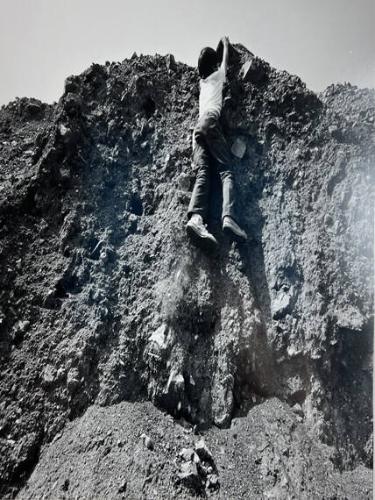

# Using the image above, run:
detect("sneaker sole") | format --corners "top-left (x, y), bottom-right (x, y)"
top-left (186, 224), bottom-right (218, 252)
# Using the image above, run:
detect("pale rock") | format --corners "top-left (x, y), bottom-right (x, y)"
top-left (42, 365), bottom-right (56, 386)
top-left (231, 138), bottom-right (247, 159)
top-left (195, 438), bottom-right (214, 463)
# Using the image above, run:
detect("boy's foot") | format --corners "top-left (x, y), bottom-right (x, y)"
top-left (186, 214), bottom-right (218, 251)
top-left (222, 216), bottom-right (247, 241)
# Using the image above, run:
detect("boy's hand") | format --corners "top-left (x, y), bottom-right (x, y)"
top-left (219, 37), bottom-right (230, 76)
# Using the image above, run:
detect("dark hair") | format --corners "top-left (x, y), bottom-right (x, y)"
top-left (198, 47), bottom-right (219, 79)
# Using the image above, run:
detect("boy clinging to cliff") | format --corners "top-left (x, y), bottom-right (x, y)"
top-left (186, 36), bottom-right (247, 249)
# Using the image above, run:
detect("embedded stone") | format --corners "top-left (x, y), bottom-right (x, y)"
top-left (240, 57), bottom-right (266, 83)
top-left (195, 439), bottom-right (214, 463)
top-left (231, 138), bottom-right (247, 159)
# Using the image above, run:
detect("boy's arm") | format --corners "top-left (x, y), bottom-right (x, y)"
top-left (220, 36), bottom-right (229, 77)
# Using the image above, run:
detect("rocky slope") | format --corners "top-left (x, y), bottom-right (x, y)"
top-left (0, 44), bottom-right (373, 498)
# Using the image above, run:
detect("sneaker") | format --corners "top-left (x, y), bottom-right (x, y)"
top-left (186, 214), bottom-right (218, 250)
top-left (222, 216), bottom-right (247, 241)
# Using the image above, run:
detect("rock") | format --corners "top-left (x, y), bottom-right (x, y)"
top-left (12, 320), bottom-right (30, 343)
top-left (117, 480), bottom-right (127, 493)
top-left (43, 288), bottom-right (56, 308)
top-left (166, 370), bottom-right (185, 394)
top-left (336, 305), bottom-right (365, 331)
top-left (42, 365), bottom-right (56, 386)
top-left (329, 124), bottom-right (341, 139)
top-left (292, 403), bottom-right (304, 417)
top-left (19, 320), bottom-right (30, 331)
top-left (177, 461), bottom-right (201, 491)
top-left (177, 173), bottom-right (191, 191)
top-left (61, 478), bottom-right (69, 491)
top-left (163, 153), bottom-right (171, 167)
top-left (58, 123), bottom-right (70, 139)
top-left (240, 57), bottom-right (267, 83)
top-left (271, 286), bottom-right (296, 320)
top-left (25, 102), bottom-right (42, 117)
top-left (213, 374), bottom-right (234, 429)
top-left (63, 93), bottom-right (81, 116)
top-left (102, 445), bottom-right (111, 456)
top-left (178, 447), bottom-right (199, 463)
top-left (58, 123), bottom-right (79, 147)
top-left (66, 368), bottom-right (80, 394)
top-left (64, 77), bottom-right (80, 93)
top-left (140, 433), bottom-right (154, 450)
top-left (165, 54), bottom-right (177, 71)
top-left (59, 166), bottom-right (71, 184)
top-left (56, 368), bottom-right (66, 381)
top-left (195, 439), bottom-right (214, 464)
top-left (216, 39), bottom-right (249, 66)
top-left (206, 473), bottom-right (219, 489)
top-left (231, 137), bottom-right (247, 159)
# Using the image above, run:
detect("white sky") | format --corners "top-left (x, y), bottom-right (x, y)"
top-left (0, 0), bottom-right (374, 105)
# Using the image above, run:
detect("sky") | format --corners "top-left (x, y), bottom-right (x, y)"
top-left (0, 0), bottom-right (374, 105)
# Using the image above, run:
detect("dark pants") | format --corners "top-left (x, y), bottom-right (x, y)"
top-left (188, 112), bottom-right (236, 222)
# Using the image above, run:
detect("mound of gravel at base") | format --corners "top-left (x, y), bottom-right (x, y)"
top-left (19, 398), bottom-right (372, 499)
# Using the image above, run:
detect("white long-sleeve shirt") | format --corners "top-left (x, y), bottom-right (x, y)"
top-left (198, 66), bottom-right (226, 119)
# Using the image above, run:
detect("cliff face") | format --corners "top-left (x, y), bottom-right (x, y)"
top-left (0, 44), bottom-right (373, 498)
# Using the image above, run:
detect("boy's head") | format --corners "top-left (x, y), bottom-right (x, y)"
top-left (198, 47), bottom-right (219, 79)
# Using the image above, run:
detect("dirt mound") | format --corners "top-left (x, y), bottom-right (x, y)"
top-left (0, 44), bottom-right (373, 497)
top-left (20, 399), bottom-right (371, 499)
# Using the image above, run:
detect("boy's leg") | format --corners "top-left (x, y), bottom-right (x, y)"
top-left (219, 166), bottom-right (247, 241)
top-left (187, 131), bottom-right (218, 249)
top-left (204, 118), bottom-right (238, 222)
top-left (208, 121), bottom-right (247, 241)
top-left (192, 114), bottom-right (246, 241)
top-left (219, 169), bottom-right (236, 221)
top-left (187, 141), bottom-right (211, 220)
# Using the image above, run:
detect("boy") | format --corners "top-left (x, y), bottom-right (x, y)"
top-left (186, 36), bottom-right (247, 249)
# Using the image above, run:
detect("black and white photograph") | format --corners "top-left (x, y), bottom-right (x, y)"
top-left (0, 0), bottom-right (373, 498)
